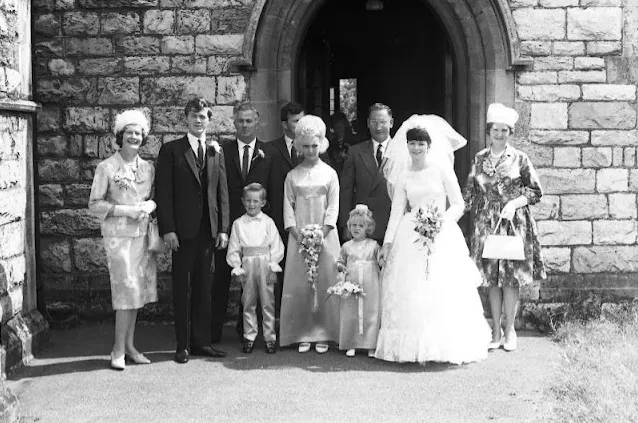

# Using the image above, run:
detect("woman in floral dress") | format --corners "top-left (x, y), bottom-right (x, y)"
top-left (463, 103), bottom-right (546, 352)
top-left (279, 115), bottom-right (341, 354)
top-left (88, 110), bottom-right (158, 370)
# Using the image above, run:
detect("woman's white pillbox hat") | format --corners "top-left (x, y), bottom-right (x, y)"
top-left (486, 103), bottom-right (519, 128)
top-left (113, 110), bottom-right (150, 136)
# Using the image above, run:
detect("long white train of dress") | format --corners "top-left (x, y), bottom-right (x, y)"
top-left (375, 162), bottom-right (491, 364)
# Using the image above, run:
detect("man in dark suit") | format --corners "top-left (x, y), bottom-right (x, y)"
top-left (212, 102), bottom-right (272, 343)
top-left (264, 102), bottom-right (305, 318)
top-left (155, 97), bottom-right (230, 363)
top-left (339, 103), bottom-right (394, 244)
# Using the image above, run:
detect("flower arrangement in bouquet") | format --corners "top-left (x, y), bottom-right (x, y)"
top-left (298, 224), bottom-right (324, 310)
top-left (414, 204), bottom-right (443, 256)
top-left (327, 272), bottom-right (365, 299)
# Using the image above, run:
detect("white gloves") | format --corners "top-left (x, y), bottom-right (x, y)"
top-left (500, 196), bottom-right (528, 220)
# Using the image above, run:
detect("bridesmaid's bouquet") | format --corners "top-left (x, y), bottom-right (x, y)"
top-left (298, 224), bottom-right (324, 310)
top-left (414, 204), bottom-right (443, 256)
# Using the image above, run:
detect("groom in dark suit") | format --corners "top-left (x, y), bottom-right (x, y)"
top-left (339, 103), bottom-right (394, 243)
top-left (212, 102), bottom-right (272, 343)
top-left (155, 97), bottom-right (230, 363)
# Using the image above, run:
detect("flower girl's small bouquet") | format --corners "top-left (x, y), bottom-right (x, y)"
top-left (298, 224), bottom-right (324, 310)
top-left (327, 272), bottom-right (365, 299)
top-left (414, 204), bottom-right (443, 256)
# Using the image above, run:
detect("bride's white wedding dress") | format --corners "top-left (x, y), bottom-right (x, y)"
top-left (375, 161), bottom-right (491, 364)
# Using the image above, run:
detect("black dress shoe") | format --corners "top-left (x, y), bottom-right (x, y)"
top-left (242, 339), bottom-right (255, 354)
top-left (190, 345), bottom-right (227, 358)
top-left (174, 349), bottom-right (189, 364)
top-left (265, 341), bottom-right (277, 354)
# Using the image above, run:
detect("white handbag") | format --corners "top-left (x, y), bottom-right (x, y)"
top-left (482, 217), bottom-right (525, 261)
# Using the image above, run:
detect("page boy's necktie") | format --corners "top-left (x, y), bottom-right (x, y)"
top-left (197, 141), bottom-right (204, 168)
top-left (376, 143), bottom-right (383, 168)
top-left (242, 145), bottom-right (250, 180)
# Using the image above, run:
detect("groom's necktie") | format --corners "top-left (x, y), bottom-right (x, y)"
top-left (376, 144), bottom-right (383, 168)
top-left (241, 145), bottom-right (250, 180)
top-left (197, 141), bottom-right (204, 168)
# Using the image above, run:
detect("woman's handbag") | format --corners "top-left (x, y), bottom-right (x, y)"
top-left (482, 217), bottom-right (525, 261)
top-left (147, 220), bottom-right (166, 254)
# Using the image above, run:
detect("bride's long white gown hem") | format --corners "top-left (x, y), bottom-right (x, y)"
top-left (375, 162), bottom-right (491, 365)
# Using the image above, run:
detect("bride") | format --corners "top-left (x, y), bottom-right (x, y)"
top-left (375, 115), bottom-right (491, 365)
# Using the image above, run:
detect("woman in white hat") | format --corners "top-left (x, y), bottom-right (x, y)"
top-left (88, 110), bottom-right (158, 370)
top-left (463, 103), bottom-right (546, 352)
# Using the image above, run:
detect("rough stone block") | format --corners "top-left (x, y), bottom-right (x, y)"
top-left (66, 37), bottom-right (114, 56)
top-left (36, 78), bottom-right (95, 104)
top-left (540, 0), bottom-right (577, 5)
top-left (573, 246), bottom-right (638, 272)
top-left (152, 107), bottom-right (188, 133)
top-left (512, 9), bottom-right (566, 40)
top-left (143, 9), bottom-right (174, 34)
top-left (80, 159), bottom-right (103, 182)
top-left (530, 103), bottom-right (567, 129)
top-left (73, 238), bottom-right (108, 272)
top-left (80, 0), bottom-right (158, 7)
top-left (160, 35), bottom-right (194, 54)
top-left (574, 57), bottom-right (605, 70)
top-left (520, 41), bottom-right (551, 56)
top-left (581, 147), bottom-right (613, 168)
top-left (553, 147), bottom-right (581, 167)
top-left (517, 71), bottom-right (557, 85)
top-left (48, 58), bottom-right (75, 76)
top-left (538, 168), bottom-right (596, 194)
top-left (530, 194), bottom-right (559, 220)
top-left (35, 13), bottom-right (60, 36)
top-left (0, 221), bottom-right (24, 259)
top-left (141, 76), bottom-right (216, 105)
top-left (586, 41), bottom-right (622, 55)
top-left (83, 133), bottom-right (117, 159)
top-left (512, 142), bottom-right (553, 166)
top-left (62, 11), bottom-right (99, 35)
top-left (567, 7), bottom-right (622, 40)
top-left (101, 12), bottom-right (140, 35)
top-left (37, 107), bottom-right (61, 132)
top-left (39, 184), bottom-right (64, 208)
top-left (138, 134), bottom-right (162, 160)
top-left (517, 85), bottom-right (580, 102)
top-left (569, 102), bottom-right (636, 129)
top-left (37, 158), bottom-right (81, 182)
top-left (624, 147), bottom-right (636, 167)
top-left (123, 56), bottom-right (170, 74)
top-left (612, 146), bottom-right (624, 166)
top-left (533, 56), bottom-right (573, 71)
top-left (39, 209), bottom-right (101, 236)
top-left (195, 34), bottom-right (243, 55)
top-left (210, 105), bottom-right (235, 133)
top-left (561, 194), bottom-right (608, 220)
top-left (55, 0), bottom-right (76, 9)
top-left (581, 0), bottom-right (620, 5)
top-left (40, 238), bottom-right (72, 272)
top-left (597, 168), bottom-right (628, 192)
top-left (538, 220), bottom-right (592, 246)
top-left (552, 41), bottom-right (585, 56)
top-left (63, 107), bottom-right (110, 133)
top-left (115, 36), bottom-right (160, 55)
top-left (216, 75), bottom-right (246, 105)
top-left (543, 247), bottom-right (571, 273)
top-left (528, 130), bottom-right (589, 145)
top-left (581, 84), bottom-right (636, 101)
top-left (37, 134), bottom-right (68, 157)
top-left (78, 58), bottom-right (121, 76)
top-left (609, 193), bottom-right (637, 219)
top-left (171, 56), bottom-right (207, 74)
top-left (207, 56), bottom-right (231, 75)
top-left (557, 70), bottom-right (606, 83)
top-left (34, 39), bottom-right (64, 58)
top-left (211, 8), bottom-right (248, 33)
top-left (591, 130), bottom-right (638, 146)
top-left (177, 9), bottom-right (211, 33)
top-left (64, 183), bottom-right (92, 207)
top-left (96, 77), bottom-right (140, 105)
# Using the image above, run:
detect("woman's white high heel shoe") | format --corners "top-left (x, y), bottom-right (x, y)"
top-left (345, 349), bottom-right (356, 357)
top-left (110, 352), bottom-right (126, 370)
top-left (298, 342), bottom-right (311, 353)
top-left (315, 343), bottom-right (329, 354)
top-left (126, 352), bottom-right (151, 364)
top-left (503, 330), bottom-right (517, 352)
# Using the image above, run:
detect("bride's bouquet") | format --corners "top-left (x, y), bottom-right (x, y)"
top-left (414, 204), bottom-right (443, 256)
top-left (298, 224), bottom-right (324, 310)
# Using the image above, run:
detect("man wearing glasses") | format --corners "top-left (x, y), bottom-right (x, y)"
top-left (338, 103), bottom-right (394, 245)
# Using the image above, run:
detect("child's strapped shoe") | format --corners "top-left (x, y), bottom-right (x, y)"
top-left (265, 341), bottom-right (277, 354)
top-left (242, 339), bottom-right (255, 354)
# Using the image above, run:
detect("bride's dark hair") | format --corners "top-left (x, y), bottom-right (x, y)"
top-left (406, 127), bottom-right (432, 146)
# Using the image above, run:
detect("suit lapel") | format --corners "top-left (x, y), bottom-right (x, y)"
top-left (181, 138), bottom-right (201, 185)
top-left (206, 147), bottom-right (216, 189)
top-left (230, 140), bottom-right (242, 178)
top-left (360, 141), bottom-right (378, 178)
top-left (247, 140), bottom-right (263, 178)
top-left (277, 137), bottom-right (294, 168)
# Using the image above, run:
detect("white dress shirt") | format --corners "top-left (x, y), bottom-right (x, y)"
top-left (226, 212), bottom-right (285, 275)
top-left (237, 139), bottom-right (257, 173)
top-left (284, 135), bottom-right (294, 158)
top-left (372, 136), bottom-right (390, 164)
top-left (187, 132), bottom-right (206, 156)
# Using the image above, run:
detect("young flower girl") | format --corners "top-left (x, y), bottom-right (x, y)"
top-left (334, 205), bottom-right (381, 357)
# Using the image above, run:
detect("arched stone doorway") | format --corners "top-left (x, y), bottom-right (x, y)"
top-left (243, 0), bottom-right (529, 182)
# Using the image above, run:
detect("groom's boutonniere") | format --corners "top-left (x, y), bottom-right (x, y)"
top-left (252, 148), bottom-right (266, 162)
top-left (206, 140), bottom-right (222, 156)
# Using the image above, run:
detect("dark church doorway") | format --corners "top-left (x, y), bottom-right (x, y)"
top-left (297, 0), bottom-right (453, 143)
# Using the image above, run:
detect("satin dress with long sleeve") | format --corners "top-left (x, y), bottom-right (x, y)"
top-left (375, 162), bottom-right (491, 364)
top-left (279, 161), bottom-right (341, 347)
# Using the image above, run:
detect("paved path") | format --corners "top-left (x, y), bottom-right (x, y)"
top-left (9, 323), bottom-right (559, 423)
